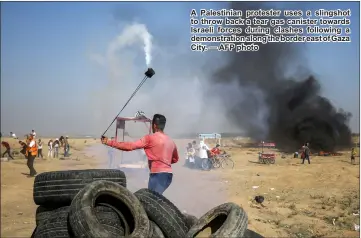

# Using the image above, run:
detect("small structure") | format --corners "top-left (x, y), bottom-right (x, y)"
top-left (115, 115), bottom-right (152, 141)
top-left (258, 152), bottom-right (276, 164)
top-left (198, 133), bottom-right (222, 144)
top-left (258, 141), bottom-right (276, 164)
top-left (115, 114), bottom-right (152, 169)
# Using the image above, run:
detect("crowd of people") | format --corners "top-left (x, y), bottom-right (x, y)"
top-left (184, 139), bottom-right (222, 169)
top-left (0, 130), bottom-right (71, 177)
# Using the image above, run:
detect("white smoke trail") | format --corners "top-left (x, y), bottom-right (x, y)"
top-left (88, 21), bottom-right (237, 135)
top-left (107, 23), bottom-right (152, 67)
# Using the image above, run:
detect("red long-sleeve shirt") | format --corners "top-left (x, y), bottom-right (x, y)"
top-left (106, 132), bottom-right (179, 173)
top-left (1, 141), bottom-right (10, 150)
top-left (210, 147), bottom-right (221, 156)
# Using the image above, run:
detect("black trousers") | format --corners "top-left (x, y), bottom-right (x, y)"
top-left (37, 149), bottom-right (43, 158)
top-left (302, 155), bottom-right (310, 164)
top-left (351, 156), bottom-right (355, 164)
top-left (27, 155), bottom-right (37, 176)
top-left (2, 149), bottom-right (14, 160)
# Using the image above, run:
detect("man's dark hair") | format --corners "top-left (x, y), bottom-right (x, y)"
top-left (152, 114), bottom-right (166, 131)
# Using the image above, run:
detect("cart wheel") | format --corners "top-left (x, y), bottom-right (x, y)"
top-left (270, 158), bottom-right (275, 164)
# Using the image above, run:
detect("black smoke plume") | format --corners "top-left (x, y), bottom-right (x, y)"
top-left (209, 2), bottom-right (352, 152)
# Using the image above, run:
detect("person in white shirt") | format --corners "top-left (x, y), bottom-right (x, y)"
top-left (47, 139), bottom-right (53, 158)
top-left (194, 140), bottom-right (210, 169)
top-left (31, 130), bottom-right (36, 138)
top-left (198, 140), bottom-right (210, 159)
top-left (53, 138), bottom-right (60, 158)
top-left (37, 139), bottom-right (43, 158)
top-left (10, 132), bottom-right (17, 139)
top-left (185, 142), bottom-right (196, 168)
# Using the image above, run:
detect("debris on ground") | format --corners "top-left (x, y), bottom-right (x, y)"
top-left (255, 196), bottom-right (265, 204)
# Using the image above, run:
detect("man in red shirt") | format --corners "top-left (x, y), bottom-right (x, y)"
top-left (1, 141), bottom-right (14, 160)
top-left (210, 144), bottom-right (221, 157)
top-left (101, 114), bottom-right (179, 195)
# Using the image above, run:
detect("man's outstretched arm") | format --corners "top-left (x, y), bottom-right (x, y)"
top-left (106, 136), bottom-right (149, 151)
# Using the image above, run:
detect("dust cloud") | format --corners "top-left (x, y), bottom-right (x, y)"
top-left (206, 1), bottom-right (353, 152)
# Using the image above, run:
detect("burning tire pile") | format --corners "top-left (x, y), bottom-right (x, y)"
top-left (31, 169), bottom-right (263, 238)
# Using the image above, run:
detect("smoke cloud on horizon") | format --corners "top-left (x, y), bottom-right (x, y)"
top-left (205, 2), bottom-right (353, 152)
top-left (87, 2), bottom-right (354, 152)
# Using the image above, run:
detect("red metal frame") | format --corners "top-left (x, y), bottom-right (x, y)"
top-left (115, 116), bottom-right (152, 142)
top-left (260, 153), bottom-right (276, 159)
top-left (114, 115), bottom-right (152, 166)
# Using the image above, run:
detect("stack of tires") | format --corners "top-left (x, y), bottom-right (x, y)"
top-left (31, 169), bottom-right (263, 238)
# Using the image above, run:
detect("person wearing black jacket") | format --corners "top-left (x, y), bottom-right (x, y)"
top-left (19, 140), bottom-right (28, 159)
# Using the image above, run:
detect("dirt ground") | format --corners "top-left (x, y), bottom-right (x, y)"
top-left (1, 137), bottom-right (360, 237)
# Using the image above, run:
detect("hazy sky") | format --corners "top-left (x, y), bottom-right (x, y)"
top-left (1, 1), bottom-right (359, 138)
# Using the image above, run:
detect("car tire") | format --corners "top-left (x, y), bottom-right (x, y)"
top-left (186, 202), bottom-right (248, 238)
top-left (33, 169), bottom-right (126, 206)
top-left (69, 180), bottom-right (149, 238)
top-left (134, 188), bottom-right (188, 238)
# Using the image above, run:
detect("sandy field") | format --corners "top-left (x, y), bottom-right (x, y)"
top-left (1, 137), bottom-right (360, 237)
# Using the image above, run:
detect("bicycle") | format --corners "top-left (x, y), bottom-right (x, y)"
top-left (201, 156), bottom-right (221, 171)
top-left (218, 153), bottom-right (235, 169)
top-left (201, 153), bottom-right (234, 171)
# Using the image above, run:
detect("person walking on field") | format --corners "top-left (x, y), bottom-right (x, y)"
top-left (26, 134), bottom-right (38, 176)
top-left (47, 139), bottom-right (53, 158)
top-left (19, 140), bottom-right (28, 159)
top-left (302, 143), bottom-right (311, 164)
top-left (101, 114), bottom-right (179, 195)
top-left (64, 136), bottom-right (70, 157)
top-left (351, 147), bottom-right (357, 165)
top-left (10, 132), bottom-right (18, 139)
top-left (31, 129), bottom-right (36, 138)
top-left (1, 141), bottom-right (14, 160)
top-left (37, 139), bottom-right (43, 158)
top-left (53, 138), bottom-right (60, 158)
